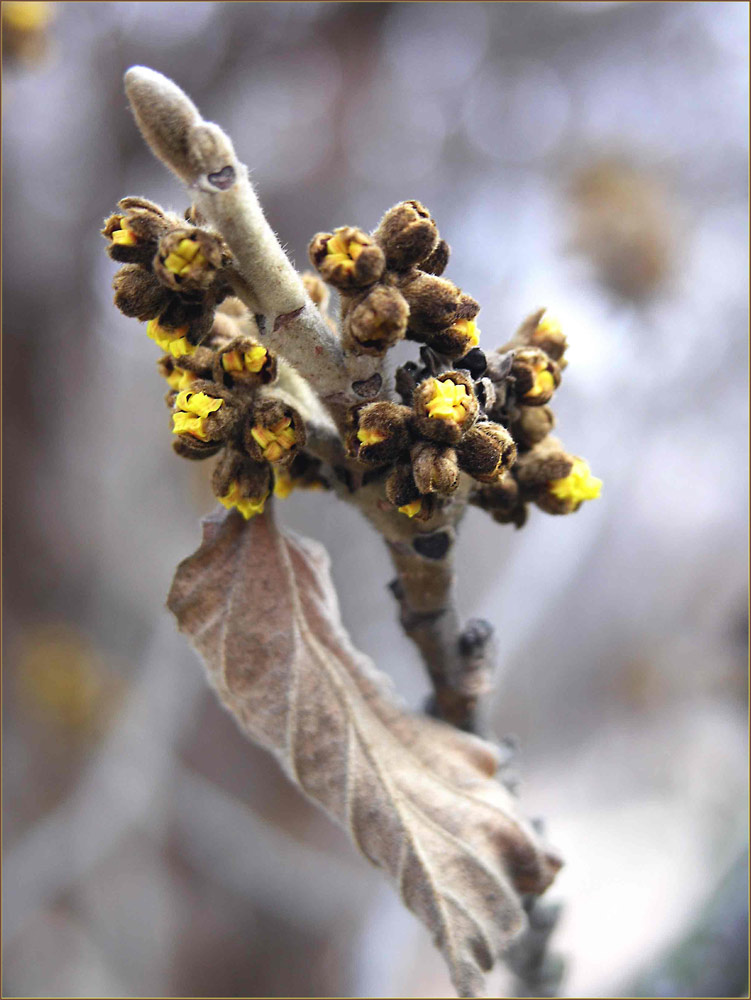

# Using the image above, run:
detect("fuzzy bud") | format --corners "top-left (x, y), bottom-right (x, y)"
top-left (411, 441), bottom-right (460, 496)
top-left (102, 197), bottom-right (169, 265)
top-left (420, 239), bottom-right (450, 276)
top-left (347, 401), bottom-right (413, 465)
top-left (113, 264), bottom-right (170, 321)
top-left (212, 449), bottom-right (272, 520)
top-left (343, 285), bottom-right (409, 356)
top-left (154, 228), bottom-right (225, 295)
top-left (457, 421), bottom-right (516, 484)
top-left (514, 438), bottom-right (574, 497)
top-left (385, 465), bottom-right (437, 521)
top-left (427, 317), bottom-right (481, 359)
top-left (504, 308), bottom-right (568, 367)
top-left (536, 456), bottom-right (602, 515)
top-left (171, 380), bottom-right (236, 446)
top-left (510, 348), bottom-right (561, 406)
top-left (511, 405), bottom-right (555, 450)
top-left (472, 476), bottom-right (527, 528)
top-left (373, 200), bottom-right (439, 271)
top-left (245, 398), bottom-right (305, 466)
top-left (413, 371), bottom-right (479, 445)
top-left (529, 312), bottom-right (568, 364)
top-left (309, 227), bottom-right (385, 291)
top-left (398, 271), bottom-right (479, 338)
top-left (213, 337), bottom-right (276, 387)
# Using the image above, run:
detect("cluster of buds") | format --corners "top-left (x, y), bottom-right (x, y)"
top-left (103, 198), bottom-right (326, 519)
top-left (103, 197), bottom-right (232, 352)
top-left (470, 309), bottom-right (601, 527)
top-left (309, 201), bottom-right (480, 360)
top-left (347, 369), bottom-right (516, 521)
top-left (105, 189), bottom-right (599, 530)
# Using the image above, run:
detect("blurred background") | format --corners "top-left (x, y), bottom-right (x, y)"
top-left (2, 2), bottom-right (748, 996)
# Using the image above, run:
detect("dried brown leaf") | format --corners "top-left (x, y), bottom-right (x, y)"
top-left (167, 508), bottom-right (561, 997)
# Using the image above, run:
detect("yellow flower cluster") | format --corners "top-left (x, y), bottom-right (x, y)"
top-left (549, 458), bottom-right (602, 504)
top-left (147, 319), bottom-right (195, 359)
top-left (219, 480), bottom-right (267, 520)
top-left (172, 389), bottom-right (224, 441)
top-left (165, 368), bottom-right (197, 392)
top-left (221, 344), bottom-right (268, 374)
top-left (425, 378), bottom-right (471, 424)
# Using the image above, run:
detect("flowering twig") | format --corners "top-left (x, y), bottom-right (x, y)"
top-left (104, 65), bottom-right (604, 996)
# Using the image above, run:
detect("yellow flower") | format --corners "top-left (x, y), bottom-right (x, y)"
top-left (398, 499), bottom-right (422, 518)
top-left (165, 367), bottom-right (197, 392)
top-left (172, 389), bottom-right (224, 441)
top-left (147, 319), bottom-right (195, 359)
top-left (251, 417), bottom-right (297, 462)
top-left (221, 344), bottom-right (268, 374)
top-left (549, 458), bottom-right (602, 504)
top-left (452, 318), bottom-right (480, 349)
top-left (325, 232), bottom-right (364, 266)
top-left (219, 480), bottom-right (267, 520)
top-left (357, 426), bottom-right (387, 446)
top-left (425, 378), bottom-right (471, 423)
top-left (526, 366), bottom-right (555, 400)
top-left (163, 236), bottom-right (207, 277)
top-left (110, 217), bottom-right (137, 246)
top-left (536, 313), bottom-right (562, 339)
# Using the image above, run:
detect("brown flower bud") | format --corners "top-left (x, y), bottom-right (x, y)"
top-left (347, 401), bottom-right (413, 465)
top-left (411, 441), bottom-right (460, 495)
top-left (385, 465), bottom-right (437, 521)
top-left (510, 348), bottom-right (561, 406)
top-left (514, 438), bottom-right (574, 499)
top-left (113, 265), bottom-right (170, 321)
top-left (426, 317), bottom-right (481, 359)
top-left (385, 462), bottom-right (420, 508)
top-left (518, 444), bottom-right (602, 516)
top-left (413, 371), bottom-right (479, 445)
top-left (457, 421), bottom-right (516, 484)
top-left (529, 313), bottom-right (568, 364)
top-left (212, 448), bottom-right (272, 520)
top-left (373, 200), bottom-right (439, 271)
top-left (102, 198), bottom-right (170, 265)
top-left (397, 271), bottom-right (479, 337)
top-left (153, 228), bottom-right (225, 295)
top-left (503, 308), bottom-right (568, 366)
top-left (343, 285), bottom-right (409, 356)
top-left (244, 398), bottom-right (305, 466)
top-left (213, 337), bottom-right (276, 388)
top-left (511, 405), bottom-right (555, 450)
top-left (309, 227), bottom-right (385, 290)
top-left (472, 476), bottom-right (527, 528)
top-left (420, 239), bottom-right (450, 276)
top-left (172, 437), bottom-right (223, 461)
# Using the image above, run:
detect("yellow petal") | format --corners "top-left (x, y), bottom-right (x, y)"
top-left (398, 499), bottom-right (422, 518)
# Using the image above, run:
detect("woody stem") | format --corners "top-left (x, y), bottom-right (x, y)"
top-left (387, 543), bottom-right (496, 734)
